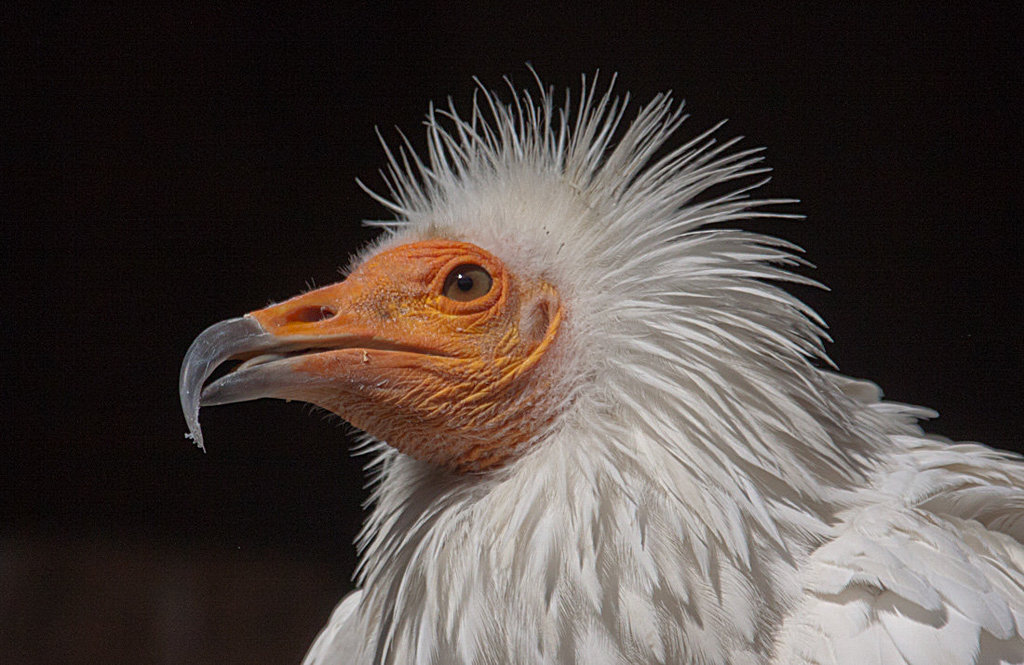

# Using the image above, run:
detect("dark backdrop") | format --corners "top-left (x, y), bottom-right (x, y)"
top-left (4, 4), bottom-right (1021, 664)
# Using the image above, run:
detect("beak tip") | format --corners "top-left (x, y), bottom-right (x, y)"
top-left (181, 382), bottom-right (206, 451)
top-left (185, 429), bottom-right (206, 452)
top-left (179, 315), bottom-right (270, 453)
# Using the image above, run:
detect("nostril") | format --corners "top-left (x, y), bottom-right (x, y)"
top-left (289, 305), bottom-right (337, 323)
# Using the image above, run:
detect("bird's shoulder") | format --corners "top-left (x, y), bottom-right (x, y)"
top-left (302, 589), bottom-right (369, 665)
top-left (772, 447), bottom-right (1024, 665)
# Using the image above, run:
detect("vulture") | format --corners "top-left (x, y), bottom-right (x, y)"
top-left (180, 76), bottom-right (1024, 664)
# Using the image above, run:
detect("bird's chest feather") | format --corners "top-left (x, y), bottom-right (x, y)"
top-left (347, 447), bottom-right (812, 665)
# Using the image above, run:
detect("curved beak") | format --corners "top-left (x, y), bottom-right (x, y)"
top-left (179, 316), bottom-right (286, 450)
top-left (178, 275), bottom-right (445, 451)
top-left (179, 312), bottom-right (387, 450)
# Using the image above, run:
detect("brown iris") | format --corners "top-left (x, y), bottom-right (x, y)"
top-left (442, 264), bottom-right (492, 302)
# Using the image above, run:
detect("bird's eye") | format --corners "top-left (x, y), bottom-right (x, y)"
top-left (442, 264), bottom-right (492, 302)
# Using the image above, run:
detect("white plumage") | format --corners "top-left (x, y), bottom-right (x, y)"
top-left (184, 75), bottom-right (1024, 664)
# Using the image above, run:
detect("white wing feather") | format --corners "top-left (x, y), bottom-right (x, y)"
top-left (773, 467), bottom-right (1024, 665)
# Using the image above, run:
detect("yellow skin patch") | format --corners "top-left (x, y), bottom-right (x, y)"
top-left (249, 240), bottom-right (562, 473)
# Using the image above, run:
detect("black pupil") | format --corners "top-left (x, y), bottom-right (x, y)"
top-left (456, 274), bottom-right (474, 291)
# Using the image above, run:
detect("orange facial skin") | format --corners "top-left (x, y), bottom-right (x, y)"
top-left (248, 240), bottom-right (562, 473)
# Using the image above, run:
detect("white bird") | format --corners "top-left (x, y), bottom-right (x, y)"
top-left (180, 75), bottom-right (1024, 665)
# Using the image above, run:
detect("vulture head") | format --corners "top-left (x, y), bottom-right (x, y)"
top-left (182, 77), bottom-right (836, 479)
top-left (177, 75), bottom-right (947, 663)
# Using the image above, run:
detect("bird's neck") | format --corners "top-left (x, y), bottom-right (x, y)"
top-left (351, 410), bottom-right (860, 664)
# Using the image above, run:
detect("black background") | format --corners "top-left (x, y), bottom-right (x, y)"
top-left (4, 4), bottom-right (1021, 664)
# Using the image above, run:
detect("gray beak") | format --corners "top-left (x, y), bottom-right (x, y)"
top-left (178, 316), bottom-right (280, 450)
